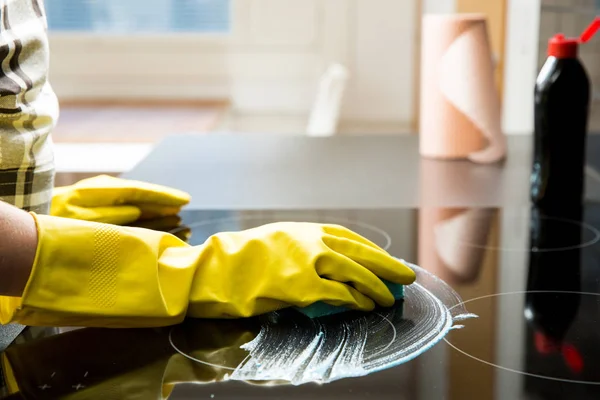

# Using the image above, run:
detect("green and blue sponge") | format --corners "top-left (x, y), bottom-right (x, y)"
top-left (295, 280), bottom-right (405, 318)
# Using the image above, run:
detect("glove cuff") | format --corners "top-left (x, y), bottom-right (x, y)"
top-left (1, 214), bottom-right (194, 328)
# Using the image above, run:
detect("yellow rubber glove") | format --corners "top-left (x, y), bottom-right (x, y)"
top-left (187, 222), bottom-right (416, 318)
top-left (0, 215), bottom-right (415, 328)
top-left (50, 175), bottom-right (191, 225)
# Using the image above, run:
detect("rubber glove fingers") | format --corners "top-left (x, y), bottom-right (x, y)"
top-left (66, 205), bottom-right (142, 225)
top-left (315, 252), bottom-right (396, 307)
top-left (67, 175), bottom-right (190, 207)
top-left (317, 278), bottom-right (377, 311)
top-left (322, 234), bottom-right (416, 285)
top-left (51, 175), bottom-right (190, 225)
top-left (321, 223), bottom-right (387, 251)
top-left (56, 204), bottom-right (185, 226)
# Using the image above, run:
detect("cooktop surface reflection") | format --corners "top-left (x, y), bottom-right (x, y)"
top-left (2, 205), bottom-right (600, 400)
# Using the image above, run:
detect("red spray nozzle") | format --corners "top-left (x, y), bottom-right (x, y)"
top-left (579, 16), bottom-right (600, 43)
top-left (548, 16), bottom-right (600, 58)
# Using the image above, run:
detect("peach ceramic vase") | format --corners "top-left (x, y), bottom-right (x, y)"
top-left (419, 14), bottom-right (506, 163)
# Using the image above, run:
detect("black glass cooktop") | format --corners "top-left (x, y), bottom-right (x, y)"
top-left (2, 205), bottom-right (600, 400)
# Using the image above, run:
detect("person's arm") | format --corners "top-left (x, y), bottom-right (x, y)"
top-left (0, 202), bottom-right (37, 297)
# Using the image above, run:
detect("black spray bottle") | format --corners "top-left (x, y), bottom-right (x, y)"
top-left (531, 18), bottom-right (600, 210)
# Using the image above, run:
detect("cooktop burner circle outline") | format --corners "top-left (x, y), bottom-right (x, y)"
top-left (172, 213), bottom-right (392, 250)
top-left (167, 264), bottom-right (470, 385)
top-left (168, 328), bottom-right (240, 371)
top-left (444, 290), bottom-right (600, 385)
top-left (458, 216), bottom-right (600, 253)
top-left (370, 312), bottom-right (396, 357)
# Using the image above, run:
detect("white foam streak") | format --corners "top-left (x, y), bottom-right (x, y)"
top-left (225, 263), bottom-right (477, 385)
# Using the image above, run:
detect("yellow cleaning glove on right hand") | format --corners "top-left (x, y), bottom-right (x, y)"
top-left (0, 215), bottom-right (415, 328)
top-left (187, 222), bottom-right (416, 318)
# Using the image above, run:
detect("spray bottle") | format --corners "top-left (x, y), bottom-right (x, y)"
top-left (531, 17), bottom-right (600, 209)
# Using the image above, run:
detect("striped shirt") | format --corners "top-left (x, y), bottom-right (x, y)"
top-left (0, 0), bottom-right (57, 214)
top-left (0, 0), bottom-right (56, 378)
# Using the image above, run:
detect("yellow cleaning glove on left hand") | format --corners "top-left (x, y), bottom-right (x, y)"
top-left (51, 175), bottom-right (191, 225)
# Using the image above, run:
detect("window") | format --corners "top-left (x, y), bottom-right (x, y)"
top-left (47, 0), bottom-right (418, 124)
top-left (45, 0), bottom-right (230, 33)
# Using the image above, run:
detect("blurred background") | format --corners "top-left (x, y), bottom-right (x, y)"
top-left (46, 0), bottom-right (596, 180)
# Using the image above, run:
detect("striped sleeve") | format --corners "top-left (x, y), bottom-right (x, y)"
top-left (0, 0), bottom-right (58, 215)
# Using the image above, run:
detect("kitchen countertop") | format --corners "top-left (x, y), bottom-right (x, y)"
top-left (123, 133), bottom-right (600, 208)
top-left (123, 134), bottom-right (536, 208)
top-left (3, 133), bottom-right (600, 399)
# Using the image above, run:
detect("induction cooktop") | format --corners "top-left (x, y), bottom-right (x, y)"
top-left (2, 205), bottom-right (600, 400)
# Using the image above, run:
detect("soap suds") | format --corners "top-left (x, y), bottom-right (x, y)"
top-left (170, 262), bottom-right (475, 385)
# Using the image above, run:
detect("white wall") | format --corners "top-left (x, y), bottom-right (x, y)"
top-left (49, 0), bottom-right (418, 124)
top-left (423, 0), bottom-right (455, 14)
top-left (502, 0), bottom-right (541, 135)
top-left (342, 0), bottom-right (418, 122)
